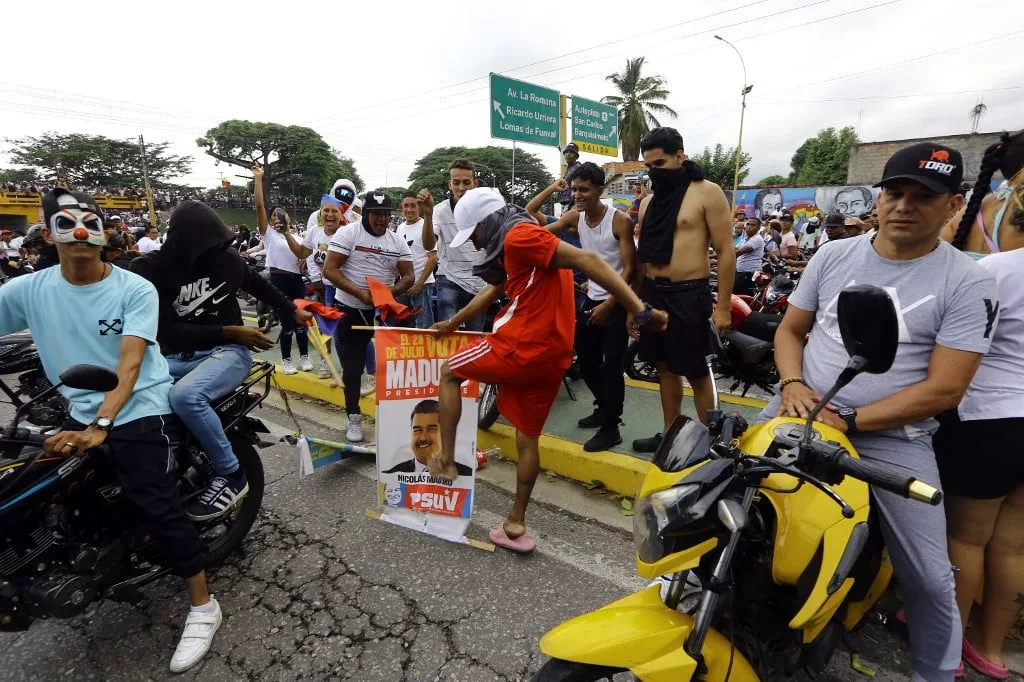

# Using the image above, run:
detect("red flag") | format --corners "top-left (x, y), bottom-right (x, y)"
top-left (366, 277), bottom-right (421, 323)
top-left (294, 299), bottom-right (345, 336)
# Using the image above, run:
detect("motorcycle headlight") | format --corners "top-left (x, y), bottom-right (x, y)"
top-left (633, 484), bottom-right (702, 564)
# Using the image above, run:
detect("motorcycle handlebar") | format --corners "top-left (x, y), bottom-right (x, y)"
top-left (835, 451), bottom-right (942, 505)
top-left (1, 428), bottom-right (48, 446)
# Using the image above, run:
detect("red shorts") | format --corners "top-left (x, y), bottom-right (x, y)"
top-left (447, 340), bottom-right (561, 439)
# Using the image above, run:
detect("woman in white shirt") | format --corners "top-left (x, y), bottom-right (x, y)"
top-left (253, 166), bottom-right (311, 375)
top-left (935, 133), bottom-right (1024, 678)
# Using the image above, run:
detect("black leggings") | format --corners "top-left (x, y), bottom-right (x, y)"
top-left (269, 271), bottom-right (308, 359)
top-left (337, 306), bottom-right (375, 415)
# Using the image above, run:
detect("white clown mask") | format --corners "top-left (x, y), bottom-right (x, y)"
top-left (47, 192), bottom-right (106, 246)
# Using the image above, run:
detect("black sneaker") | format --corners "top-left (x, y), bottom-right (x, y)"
top-left (188, 473), bottom-right (249, 521)
top-left (584, 426), bottom-right (623, 453)
top-left (577, 409), bottom-right (605, 429)
top-left (633, 433), bottom-right (663, 454)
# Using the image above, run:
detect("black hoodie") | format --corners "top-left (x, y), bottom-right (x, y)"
top-left (130, 201), bottom-right (296, 355)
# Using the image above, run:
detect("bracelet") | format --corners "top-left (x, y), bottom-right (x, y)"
top-left (779, 377), bottom-right (806, 389)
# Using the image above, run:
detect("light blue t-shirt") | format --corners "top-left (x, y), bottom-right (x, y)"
top-left (0, 266), bottom-right (172, 425)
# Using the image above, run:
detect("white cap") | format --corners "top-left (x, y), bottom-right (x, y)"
top-left (807, 215), bottom-right (820, 224)
top-left (451, 188), bottom-right (505, 249)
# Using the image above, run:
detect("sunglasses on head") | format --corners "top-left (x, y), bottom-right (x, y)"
top-left (334, 188), bottom-right (356, 203)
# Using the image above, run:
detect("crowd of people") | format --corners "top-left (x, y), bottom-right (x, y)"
top-left (1, 124), bottom-right (1022, 679)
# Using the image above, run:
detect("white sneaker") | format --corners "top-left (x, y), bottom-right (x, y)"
top-left (346, 414), bottom-right (364, 443)
top-left (169, 598), bottom-right (222, 674)
top-left (360, 374), bottom-right (376, 397)
top-left (298, 355), bottom-right (314, 372)
top-left (317, 357), bottom-right (331, 379)
top-left (281, 359), bottom-right (297, 375)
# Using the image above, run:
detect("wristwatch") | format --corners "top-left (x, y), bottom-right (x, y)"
top-left (837, 407), bottom-right (858, 434)
top-left (91, 416), bottom-right (114, 432)
top-left (632, 303), bottom-right (654, 327)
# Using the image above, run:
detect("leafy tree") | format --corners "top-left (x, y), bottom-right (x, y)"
top-left (406, 146), bottom-right (554, 208)
top-left (692, 144), bottom-right (751, 188)
top-left (602, 57), bottom-right (677, 162)
top-left (756, 175), bottom-right (788, 187)
top-left (6, 133), bottom-right (192, 187)
top-left (196, 120), bottom-right (361, 202)
top-left (0, 168), bottom-right (39, 185)
top-left (788, 126), bottom-right (859, 186)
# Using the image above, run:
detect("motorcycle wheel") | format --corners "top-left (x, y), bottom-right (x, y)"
top-left (478, 383), bottom-right (500, 430)
top-left (532, 659), bottom-right (628, 681)
top-left (197, 435), bottom-right (265, 567)
top-left (624, 344), bottom-right (660, 383)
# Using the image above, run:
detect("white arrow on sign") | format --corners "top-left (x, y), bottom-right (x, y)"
top-left (493, 101), bottom-right (505, 120)
top-left (609, 124), bottom-right (617, 138)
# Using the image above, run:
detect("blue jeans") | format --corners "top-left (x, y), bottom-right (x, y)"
top-left (166, 344), bottom-right (252, 475)
top-left (398, 282), bottom-right (436, 329)
top-left (435, 276), bottom-right (484, 331)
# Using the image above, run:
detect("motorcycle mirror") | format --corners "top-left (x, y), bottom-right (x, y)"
top-left (717, 499), bottom-right (747, 533)
top-left (838, 284), bottom-right (898, 374)
top-left (59, 365), bottom-right (119, 393)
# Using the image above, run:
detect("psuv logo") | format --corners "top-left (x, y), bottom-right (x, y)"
top-left (98, 319), bottom-right (123, 336)
top-left (919, 149), bottom-right (956, 176)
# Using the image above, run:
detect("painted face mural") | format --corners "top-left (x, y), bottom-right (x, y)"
top-left (42, 189), bottom-right (106, 246)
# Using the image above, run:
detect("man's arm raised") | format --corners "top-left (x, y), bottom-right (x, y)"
top-left (418, 189), bottom-right (437, 251)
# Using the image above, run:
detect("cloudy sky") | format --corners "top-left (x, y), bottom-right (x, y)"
top-left (2, 0), bottom-right (1020, 192)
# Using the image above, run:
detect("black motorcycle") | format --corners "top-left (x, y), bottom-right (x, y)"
top-left (0, 358), bottom-right (273, 632)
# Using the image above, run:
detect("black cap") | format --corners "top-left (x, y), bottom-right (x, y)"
top-left (874, 142), bottom-right (963, 194)
top-left (824, 213), bottom-right (845, 228)
top-left (563, 143), bottom-right (579, 154)
top-left (780, 212), bottom-right (794, 221)
top-left (362, 190), bottom-right (396, 212)
top-left (42, 188), bottom-right (102, 226)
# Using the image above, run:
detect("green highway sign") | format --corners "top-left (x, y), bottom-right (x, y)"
top-left (489, 73), bottom-right (560, 148)
top-left (571, 95), bottom-right (619, 157)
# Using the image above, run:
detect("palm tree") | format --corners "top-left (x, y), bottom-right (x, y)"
top-left (602, 57), bottom-right (678, 161)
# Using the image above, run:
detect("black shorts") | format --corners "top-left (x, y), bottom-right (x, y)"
top-left (933, 410), bottom-right (1024, 499)
top-left (638, 277), bottom-right (714, 379)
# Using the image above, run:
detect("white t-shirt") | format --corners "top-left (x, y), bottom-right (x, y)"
top-left (432, 199), bottom-right (484, 295)
top-left (2, 242), bottom-right (18, 258)
top-left (959, 248), bottom-right (1023, 420)
top-left (736, 233), bottom-right (764, 273)
top-left (262, 228), bottom-right (301, 274)
top-left (395, 219), bottom-right (436, 285)
top-left (302, 224), bottom-right (337, 283)
top-left (10, 237), bottom-right (24, 250)
top-left (327, 224), bottom-right (412, 310)
top-left (136, 236), bottom-right (162, 253)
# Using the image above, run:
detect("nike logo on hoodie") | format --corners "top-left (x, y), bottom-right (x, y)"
top-left (174, 278), bottom-right (227, 318)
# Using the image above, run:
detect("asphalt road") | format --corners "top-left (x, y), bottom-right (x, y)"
top-left (0, 381), bottom-right (1017, 681)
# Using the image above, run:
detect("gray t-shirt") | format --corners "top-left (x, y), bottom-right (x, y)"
top-left (791, 234), bottom-right (998, 439)
top-left (736, 233), bottom-right (764, 272)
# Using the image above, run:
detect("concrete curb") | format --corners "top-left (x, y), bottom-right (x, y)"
top-left (270, 363), bottom-right (768, 498)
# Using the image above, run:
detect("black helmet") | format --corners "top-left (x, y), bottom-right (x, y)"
top-left (22, 223), bottom-right (47, 248)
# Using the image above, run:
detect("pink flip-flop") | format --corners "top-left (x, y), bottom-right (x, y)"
top-left (489, 526), bottom-right (536, 554)
top-left (962, 636), bottom-right (1009, 679)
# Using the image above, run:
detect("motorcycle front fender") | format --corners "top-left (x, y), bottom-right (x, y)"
top-left (539, 585), bottom-right (759, 682)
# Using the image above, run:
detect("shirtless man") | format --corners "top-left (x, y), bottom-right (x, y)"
top-left (632, 127), bottom-right (735, 453)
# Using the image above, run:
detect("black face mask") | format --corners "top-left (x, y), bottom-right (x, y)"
top-left (647, 165), bottom-right (690, 193)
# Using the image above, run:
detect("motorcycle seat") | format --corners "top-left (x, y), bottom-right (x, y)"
top-left (0, 331), bottom-right (33, 345)
top-left (724, 330), bottom-right (774, 366)
top-left (738, 312), bottom-right (780, 342)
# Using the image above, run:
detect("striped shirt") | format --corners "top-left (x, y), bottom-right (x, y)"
top-left (327, 224), bottom-right (412, 310)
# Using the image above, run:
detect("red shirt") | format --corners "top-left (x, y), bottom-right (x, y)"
top-left (489, 224), bottom-right (575, 369)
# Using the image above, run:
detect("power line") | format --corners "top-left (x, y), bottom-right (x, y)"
top-left (317, 0), bottom-right (874, 136)
top-left (0, 81), bottom-right (219, 122)
top-left (304, 0), bottom-right (772, 127)
top-left (752, 86), bottom-right (1022, 106)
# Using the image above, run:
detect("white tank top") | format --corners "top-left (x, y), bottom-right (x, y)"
top-left (577, 205), bottom-right (622, 301)
top-left (263, 228), bottom-right (301, 274)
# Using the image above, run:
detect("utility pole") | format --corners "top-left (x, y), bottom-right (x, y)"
top-left (138, 135), bottom-right (157, 228)
top-left (715, 35), bottom-right (752, 213)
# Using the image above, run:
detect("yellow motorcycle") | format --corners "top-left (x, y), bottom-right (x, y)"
top-left (534, 284), bottom-right (943, 681)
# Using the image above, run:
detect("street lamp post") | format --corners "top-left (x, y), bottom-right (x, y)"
top-left (715, 35), bottom-right (752, 213)
top-left (383, 158), bottom-right (401, 188)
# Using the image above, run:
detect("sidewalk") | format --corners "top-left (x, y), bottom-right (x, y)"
top-left (249, 326), bottom-right (768, 496)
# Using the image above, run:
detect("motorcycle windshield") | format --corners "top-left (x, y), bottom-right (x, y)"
top-left (652, 415), bottom-right (711, 473)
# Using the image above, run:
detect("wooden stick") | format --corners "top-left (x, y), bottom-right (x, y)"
top-left (349, 325), bottom-right (488, 335)
top-left (305, 323), bottom-right (349, 391)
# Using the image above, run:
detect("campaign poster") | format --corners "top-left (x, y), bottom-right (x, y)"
top-left (374, 328), bottom-right (481, 544)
